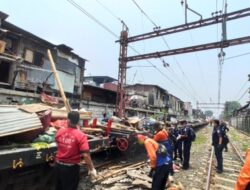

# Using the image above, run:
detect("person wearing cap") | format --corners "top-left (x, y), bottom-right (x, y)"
top-left (153, 122), bottom-right (174, 180)
top-left (212, 119), bottom-right (224, 173)
top-left (137, 134), bottom-right (172, 190)
top-left (179, 120), bottom-right (193, 170)
top-left (55, 111), bottom-right (97, 190)
top-left (235, 148), bottom-right (250, 190)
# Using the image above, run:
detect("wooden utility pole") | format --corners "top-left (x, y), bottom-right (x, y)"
top-left (47, 49), bottom-right (71, 112)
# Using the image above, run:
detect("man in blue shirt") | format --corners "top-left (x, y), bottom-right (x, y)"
top-left (212, 119), bottom-right (224, 173)
top-left (179, 120), bottom-right (193, 170)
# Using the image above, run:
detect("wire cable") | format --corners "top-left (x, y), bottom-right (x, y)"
top-left (238, 88), bottom-right (249, 101)
top-left (95, 0), bottom-right (123, 23)
top-left (224, 52), bottom-right (250, 61)
top-left (131, 0), bottom-right (200, 102)
top-left (67, 0), bottom-right (119, 38)
top-left (68, 0), bottom-right (197, 101)
top-left (94, 0), bottom-right (146, 83)
top-left (131, 0), bottom-right (158, 27)
top-left (129, 45), bottom-right (197, 101)
top-left (94, 0), bottom-right (197, 101)
top-left (234, 80), bottom-right (248, 100)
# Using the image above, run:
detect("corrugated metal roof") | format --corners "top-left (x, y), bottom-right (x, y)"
top-left (0, 106), bottom-right (43, 137)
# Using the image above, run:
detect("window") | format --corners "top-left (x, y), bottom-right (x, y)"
top-left (34, 52), bottom-right (44, 66)
top-left (24, 49), bottom-right (34, 63)
top-left (24, 49), bottom-right (44, 66)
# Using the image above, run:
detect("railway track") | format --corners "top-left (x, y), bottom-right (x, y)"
top-left (205, 141), bottom-right (244, 190)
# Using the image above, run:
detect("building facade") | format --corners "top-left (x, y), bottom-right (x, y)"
top-left (125, 84), bottom-right (168, 111)
top-left (0, 11), bottom-right (86, 100)
top-left (168, 93), bottom-right (184, 117)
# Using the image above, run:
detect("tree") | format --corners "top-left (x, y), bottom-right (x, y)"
top-left (223, 101), bottom-right (241, 120)
top-left (205, 110), bottom-right (213, 117)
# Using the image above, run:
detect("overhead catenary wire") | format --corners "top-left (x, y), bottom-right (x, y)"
top-left (128, 46), bottom-right (197, 101)
top-left (131, 0), bottom-right (200, 102)
top-left (187, 30), bottom-right (209, 102)
top-left (131, 0), bottom-right (158, 27)
top-left (67, 0), bottom-right (196, 101)
top-left (234, 80), bottom-right (248, 100)
top-left (96, 0), bottom-right (196, 101)
top-left (95, 0), bottom-right (123, 23)
top-left (224, 51), bottom-right (250, 61)
top-left (238, 88), bottom-right (249, 102)
top-left (95, 0), bottom-right (146, 83)
top-left (67, 0), bottom-right (119, 38)
top-left (68, 0), bottom-right (145, 82)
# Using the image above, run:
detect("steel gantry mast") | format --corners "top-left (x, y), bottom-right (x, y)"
top-left (116, 6), bottom-right (250, 118)
top-left (116, 24), bottom-right (128, 117)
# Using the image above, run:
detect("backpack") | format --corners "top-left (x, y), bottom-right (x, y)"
top-left (156, 143), bottom-right (168, 156)
top-left (189, 127), bottom-right (196, 142)
top-left (220, 125), bottom-right (229, 145)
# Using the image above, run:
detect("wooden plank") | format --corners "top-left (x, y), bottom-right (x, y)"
top-left (47, 49), bottom-right (71, 112)
top-left (132, 179), bottom-right (151, 189)
top-left (18, 104), bottom-right (51, 113)
top-left (81, 128), bottom-right (104, 134)
top-left (51, 109), bottom-right (92, 120)
top-left (127, 170), bottom-right (152, 183)
top-left (101, 175), bottom-right (127, 185)
top-left (93, 161), bottom-right (146, 183)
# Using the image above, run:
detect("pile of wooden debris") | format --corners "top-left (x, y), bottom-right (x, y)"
top-left (85, 161), bottom-right (184, 190)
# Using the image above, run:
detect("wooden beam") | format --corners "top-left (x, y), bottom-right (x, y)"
top-left (47, 49), bottom-right (71, 112)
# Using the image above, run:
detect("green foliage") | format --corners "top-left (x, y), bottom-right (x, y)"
top-left (204, 110), bottom-right (213, 117)
top-left (223, 101), bottom-right (241, 120)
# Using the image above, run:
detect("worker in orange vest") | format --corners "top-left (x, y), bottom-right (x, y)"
top-left (137, 134), bottom-right (172, 190)
top-left (235, 148), bottom-right (250, 190)
top-left (153, 122), bottom-right (174, 179)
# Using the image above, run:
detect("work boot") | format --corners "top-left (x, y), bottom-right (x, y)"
top-left (216, 169), bottom-right (223, 174)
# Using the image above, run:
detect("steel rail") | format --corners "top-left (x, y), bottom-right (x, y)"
top-left (230, 141), bottom-right (245, 164)
top-left (205, 146), bottom-right (214, 190)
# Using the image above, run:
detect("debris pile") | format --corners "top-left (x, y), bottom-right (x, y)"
top-left (80, 161), bottom-right (184, 190)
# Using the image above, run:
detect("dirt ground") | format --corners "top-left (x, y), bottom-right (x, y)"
top-left (78, 126), bottom-right (213, 190)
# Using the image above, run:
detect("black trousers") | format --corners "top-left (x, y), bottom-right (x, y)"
top-left (183, 141), bottom-right (192, 168)
top-left (214, 146), bottom-right (223, 171)
top-left (152, 164), bottom-right (171, 190)
top-left (174, 141), bottom-right (183, 161)
top-left (55, 163), bottom-right (80, 190)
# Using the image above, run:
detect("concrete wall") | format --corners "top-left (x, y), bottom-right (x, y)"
top-left (0, 88), bottom-right (160, 119)
top-left (81, 100), bottom-right (115, 119)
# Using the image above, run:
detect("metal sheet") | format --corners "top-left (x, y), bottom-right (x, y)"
top-left (0, 106), bottom-right (43, 137)
top-left (56, 57), bottom-right (76, 75)
top-left (52, 71), bottom-right (75, 93)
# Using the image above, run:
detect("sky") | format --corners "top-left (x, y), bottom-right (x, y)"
top-left (1, 0), bottom-right (250, 115)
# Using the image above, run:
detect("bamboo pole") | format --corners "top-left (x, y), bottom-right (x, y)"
top-left (47, 49), bottom-right (71, 112)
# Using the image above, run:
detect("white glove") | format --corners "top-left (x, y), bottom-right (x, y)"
top-left (176, 135), bottom-right (181, 140)
top-left (88, 168), bottom-right (97, 178)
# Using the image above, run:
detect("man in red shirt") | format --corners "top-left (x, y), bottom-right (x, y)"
top-left (55, 111), bottom-right (96, 190)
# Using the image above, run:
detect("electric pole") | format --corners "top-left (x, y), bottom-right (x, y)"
top-left (116, 24), bottom-right (128, 118)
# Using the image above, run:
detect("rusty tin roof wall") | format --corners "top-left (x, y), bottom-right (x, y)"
top-left (0, 106), bottom-right (43, 137)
